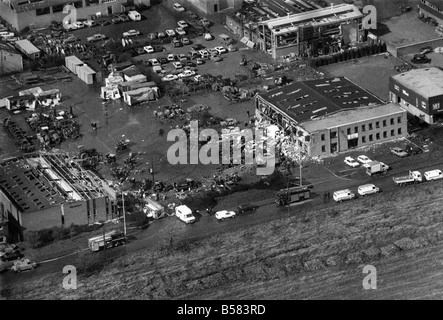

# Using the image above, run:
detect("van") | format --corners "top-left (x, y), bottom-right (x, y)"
top-left (333, 189), bottom-right (355, 202)
top-left (218, 34), bottom-right (232, 46)
top-left (424, 169), bottom-right (443, 181)
top-left (175, 205), bottom-right (195, 224)
top-left (357, 184), bottom-right (380, 196)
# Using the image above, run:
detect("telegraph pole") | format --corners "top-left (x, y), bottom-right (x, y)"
top-left (150, 156), bottom-right (155, 192)
top-left (122, 191), bottom-right (127, 236)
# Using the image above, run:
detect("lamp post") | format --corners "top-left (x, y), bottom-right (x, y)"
top-left (122, 191), bottom-right (127, 236)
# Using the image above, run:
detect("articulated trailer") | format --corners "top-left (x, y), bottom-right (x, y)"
top-left (276, 185), bottom-right (311, 206)
top-left (88, 230), bottom-right (126, 252)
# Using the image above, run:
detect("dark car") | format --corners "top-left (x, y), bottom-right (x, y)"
top-left (1, 250), bottom-right (23, 262)
top-left (171, 39), bottom-right (183, 47)
top-left (99, 19), bottom-right (111, 26)
top-left (111, 15), bottom-right (122, 24)
top-left (237, 203), bottom-right (259, 213)
top-left (406, 144), bottom-right (423, 155)
top-left (192, 44), bottom-right (204, 51)
top-left (133, 47), bottom-right (146, 55)
top-left (184, 61), bottom-right (196, 67)
top-left (411, 53), bottom-right (430, 64)
top-left (154, 45), bottom-right (165, 52)
top-left (158, 57), bottom-right (168, 64)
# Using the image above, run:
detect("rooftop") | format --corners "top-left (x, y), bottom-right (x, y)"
top-left (391, 67), bottom-right (443, 99)
top-left (14, 39), bottom-right (40, 54)
top-left (0, 153), bottom-right (114, 213)
top-left (259, 77), bottom-right (384, 123)
top-left (299, 103), bottom-right (406, 132)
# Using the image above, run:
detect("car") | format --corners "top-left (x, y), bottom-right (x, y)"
top-left (149, 58), bottom-right (160, 66)
top-left (72, 21), bottom-right (85, 29)
top-left (357, 155), bottom-right (372, 165)
top-left (391, 147), bottom-right (409, 158)
top-left (84, 20), bottom-right (97, 27)
top-left (99, 19), bottom-right (111, 27)
top-left (215, 46), bottom-right (228, 54)
top-left (194, 74), bottom-right (203, 82)
top-left (181, 37), bottom-right (190, 45)
top-left (204, 33), bottom-right (213, 40)
top-left (211, 55), bottom-right (222, 62)
top-left (192, 44), bottom-right (204, 51)
top-left (11, 259), bottom-right (37, 272)
top-left (167, 53), bottom-right (176, 61)
top-left (344, 156), bottom-right (360, 168)
top-left (177, 20), bottom-right (189, 28)
top-left (1, 250), bottom-right (23, 262)
top-left (133, 47), bottom-right (146, 55)
top-left (175, 27), bottom-right (186, 36)
top-left (143, 45), bottom-right (154, 53)
top-left (184, 61), bottom-right (196, 67)
top-left (118, 13), bottom-right (130, 22)
top-left (198, 49), bottom-right (209, 58)
top-left (357, 184), bottom-right (380, 196)
top-left (166, 29), bottom-right (176, 37)
top-left (420, 46), bottom-right (433, 54)
top-left (111, 15), bottom-right (122, 24)
top-left (64, 23), bottom-right (78, 30)
top-left (171, 39), bottom-right (183, 47)
top-left (87, 34), bottom-right (106, 42)
top-left (186, 11), bottom-right (198, 19)
top-left (199, 18), bottom-right (211, 27)
top-left (63, 35), bottom-right (78, 43)
top-left (172, 61), bottom-right (183, 69)
top-left (162, 74), bottom-right (178, 82)
top-left (227, 45), bottom-right (238, 52)
top-left (207, 48), bottom-right (219, 55)
top-left (173, 3), bottom-right (185, 11)
top-left (157, 31), bottom-right (166, 38)
top-left (196, 58), bottom-right (204, 65)
top-left (154, 45), bottom-right (165, 52)
top-left (158, 57), bottom-right (169, 64)
top-left (123, 29), bottom-right (140, 37)
top-left (333, 189), bottom-right (355, 203)
top-left (406, 144), bottom-right (423, 155)
top-left (237, 203), bottom-right (258, 213)
top-left (215, 210), bottom-right (236, 220)
top-left (411, 53), bottom-right (431, 64)
top-left (148, 32), bottom-right (157, 40)
top-left (178, 70), bottom-right (196, 78)
top-left (177, 53), bottom-right (188, 61)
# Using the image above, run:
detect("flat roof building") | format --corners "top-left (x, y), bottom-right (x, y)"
top-left (14, 39), bottom-right (40, 59)
top-left (389, 67), bottom-right (443, 124)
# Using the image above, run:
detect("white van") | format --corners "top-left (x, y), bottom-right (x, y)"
top-left (424, 169), bottom-right (443, 181)
top-left (333, 189), bottom-right (355, 202)
top-left (175, 205), bottom-right (195, 224)
top-left (357, 184), bottom-right (380, 196)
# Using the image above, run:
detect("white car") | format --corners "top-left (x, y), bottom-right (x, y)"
top-left (207, 48), bottom-right (219, 55)
top-left (143, 45), bottom-right (154, 53)
top-left (172, 61), bottom-right (183, 69)
top-left (357, 155), bottom-right (372, 165)
top-left (333, 189), bottom-right (355, 203)
top-left (177, 20), bottom-right (189, 28)
top-left (87, 34), bottom-right (106, 42)
top-left (162, 74), bottom-right (178, 82)
top-left (72, 21), bottom-right (85, 29)
top-left (64, 23), bottom-right (78, 30)
top-left (194, 74), bottom-right (203, 82)
top-left (204, 33), bottom-right (213, 40)
top-left (165, 29), bottom-right (176, 37)
top-left (123, 29), bottom-right (140, 37)
top-left (215, 46), bottom-right (228, 54)
top-left (198, 49), bottom-right (209, 58)
top-left (344, 156), bottom-right (359, 168)
top-left (11, 259), bottom-right (37, 272)
top-left (215, 210), bottom-right (236, 221)
top-left (175, 27), bottom-right (186, 36)
top-left (178, 70), bottom-right (196, 78)
top-left (424, 169), bottom-right (443, 181)
top-left (167, 53), bottom-right (176, 61)
top-left (149, 58), bottom-right (160, 66)
top-left (173, 3), bottom-right (185, 11)
top-left (83, 20), bottom-right (97, 27)
top-left (357, 184), bottom-right (380, 196)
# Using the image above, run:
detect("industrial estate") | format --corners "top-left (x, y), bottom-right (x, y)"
top-left (1, 0), bottom-right (443, 301)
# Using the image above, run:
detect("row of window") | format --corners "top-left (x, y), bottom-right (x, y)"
top-left (35, 0), bottom-right (101, 15)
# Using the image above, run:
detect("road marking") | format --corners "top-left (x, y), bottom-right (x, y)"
top-left (323, 166), bottom-right (355, 181)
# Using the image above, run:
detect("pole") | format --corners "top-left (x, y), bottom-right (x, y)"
top-left (299, 163), bottom-right (303, 187)
top-left (122, 191), bottom-right (127, 236)
top-left (150, 156), bottom-right (155, 192)
top-left (103, 219), bottom-right (106, 251)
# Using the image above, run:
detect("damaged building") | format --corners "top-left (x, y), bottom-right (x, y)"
top-left (0, 153), bottom-right (118, 242)
top-left (255, 77), bottom-right (407, 158)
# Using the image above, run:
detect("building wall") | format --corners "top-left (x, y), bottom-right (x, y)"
top-left (0, 188), bottom-right (23, 242)
top-left (0, 50), bottom-right (23, 74)
top-left (419, 0), bottom-right (443, 23)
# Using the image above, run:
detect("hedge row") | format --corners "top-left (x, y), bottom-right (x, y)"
top-left (312, 43), bottom-right (387, 67)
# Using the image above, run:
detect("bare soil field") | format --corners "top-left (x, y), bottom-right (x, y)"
top-left (4, 180), bottom-right (443, 300)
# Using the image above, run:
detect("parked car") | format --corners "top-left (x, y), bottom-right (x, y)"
top-left (1, 250), bottom-right (23, 262)
top-left (118, 13), bottom-right (130, 22)
top-left (196, 58), bottom-right (204, 65)
top-left (424, 169), bottom-right (443, 181)
top-left (178, 70), bottom-right (196, 78)
top-left (211, 55), bottom-right (222, 62)
top-left (143, 45), bottom-right (154, 53)
top-left (171, 39), bottom-right (183, 47)
top-left (344, 156), bottom-right (360, 168)
top-left (111, 15), bottom-right (122, 24)
top-left (357, 184), bottom-right (380, 196)
top-left (162, 74), bottom-right (178, 82)
top-left (173, 3), bottom-right (185, 11)
top-left (207, 48), bottom-right (219, 55)
top-left (133, 47), bottom-right (146, 55)
top-left (204, 33), bottom-right (213, 40)
top-left (181, 37), bottom-right (190, 45)
top-left (186, 11), bottom-right (198, 19)
top-left (199, 49), bottom-right (209, 59)
top-left (158, 57), bottom-right (169, 64)
top-left (199, 18), bottom-right (211, 27)
top-left (157, 31), bottom-right (166, 38)
top-left (175, 27), bottom-right (186, 36)
top-left (72, 21), bottom-right (85, 29)
top-left (391, 147), bottom-right (409, 157)
top-left (99, 19), bottom-right (111, 27)
top-left (167, 53), bottom-right (176, 61)
top-left (148, 32), bottom-right (157, 40)
top-left (411, 53), bottom-right (430, 64)
top-left (84, 20), bottom-right (97, 27)
top-left (214, 46), bottom-right (228, 54)
top-left (178, 20), bottom-right (189, 28)
top-left (172, 61), bottom-right (183, 69)
top-left (148, 58), bottom-right (160, 66)
top-left (215, 210), bottom-right (236, 221)
top-left (154, 45), bottom-right (165, 52)
top-left (333, 189), bottom-right (355, 203)
top-left (184, 61), bottom-right (196, 67)
top-left (405, 144), bottom-right (423, 155)
top-left (166, 29), bottom-right (176, 37)
top-left (123, 29), bottom-right (140, 37)
top-left (228, 45), bottom-right (238, 52)
top-left (11, 259), bottom-right (37, 272)
top-left (237, 203), bottom-right (258, 213)
top-left (194, 74), bottom-right (203, 82)
top-left (192, 44), bottom-right (205, 51)
top-left (357, 155), bottom-right (372, 165)
top-left (87, 34), bottom-right (106, 42)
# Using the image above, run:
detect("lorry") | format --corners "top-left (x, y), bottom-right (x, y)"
top-left (88, 230), bottom-right (126, 252)
top-left (175, 205), bottom-right (195, 224)
top-left (143, 197), bottom-right (165, 219)
top-left (275, 186), bottom-right (311, 206)
top-left (366, 160), bottom-right (389, 176)
top-left (393, 170), bottom-right (422, 186)
top-left (128, 11), bottom-right (141, 21)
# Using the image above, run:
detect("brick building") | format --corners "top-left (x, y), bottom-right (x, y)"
top-left (419, 0), bottom-right (443, 25)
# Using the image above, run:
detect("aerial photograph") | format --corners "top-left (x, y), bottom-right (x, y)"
top-left (0, 0), bottom-right (442, 304)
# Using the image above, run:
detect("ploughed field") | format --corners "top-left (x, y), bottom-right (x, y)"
top-left (4, 181), bottom-right (443, 300)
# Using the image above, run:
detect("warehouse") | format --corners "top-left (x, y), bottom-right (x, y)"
top-left (0, 153), bottom-right (119, 242)
top-left (418, 0), bottom-right (443, 25)
top-left (255, 77), bottom-right (408, 157)
top-left (14, 39), bottom-right (40, 59)
top-left (187, 0), bottom-right (242, 15)
top-left (389, 67), bottom-right (443, 125)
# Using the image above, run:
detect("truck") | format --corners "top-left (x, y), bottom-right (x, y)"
top-left (424, 169), bottom-right (443, 181)
top-left (366, 160), bottom-right (389, 176)
top-left (393, 170), bottom-right (422, 186)
top-left (128, 11), bottom-right (141, 21)
top-left (275, 185), bottom-right (311, 206)
top-left (175, 205), bottom-right (195, 224)
top-left (88, 230), bottom-right (126, 252)
top-left (143, 197), bottom-right (165, 219)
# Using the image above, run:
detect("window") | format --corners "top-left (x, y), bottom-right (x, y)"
top-left (422, 101), bottom-right (427, 109)
top-left (369, 123), bottom-right (373, 130)
top-left (330, 131), bottom-right (337, 139)
top-left (321, 134), bottom-right (325, 141)
top-left (398, 128), bottom-right (402, 135)
top-left (394, 85), bottom-right (399, 91)
top-left (73, 0), bottom-right (83, 7)
top-left (362, 124), bottom-right (366, 132)
top-left (433, 102), bottom-right (440, 110)
top-left (52, 4), bottom-right (63, 12)
top-left (390, 118), bottom-right (394, 125)
top-left (376, 133), bottom-right (380, 140)
top-left (397, 116), bottom-right (402, 123)
top-left (391, 129), bottom-right (395, 136)
top-left (36, 6), bottom-right (50, 15)
top-left (383, 131), bottom-right (387, 138)
top-left (369, 134), bottom-right (373, 141)
top-left (321, 145), bottom-right (326, 152)
top-left (375, 121), bottom-right (380, 128)
top-left (362, 136), bottom-right (366, 143)
top-left (402, 89), bottom-right (409, 96)
top-left (383, 120), bottom-right (387, 127)
top-left (347, 128), bottom-right (351, 135)
top-left (354, 126), bottom-right (358, 133)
